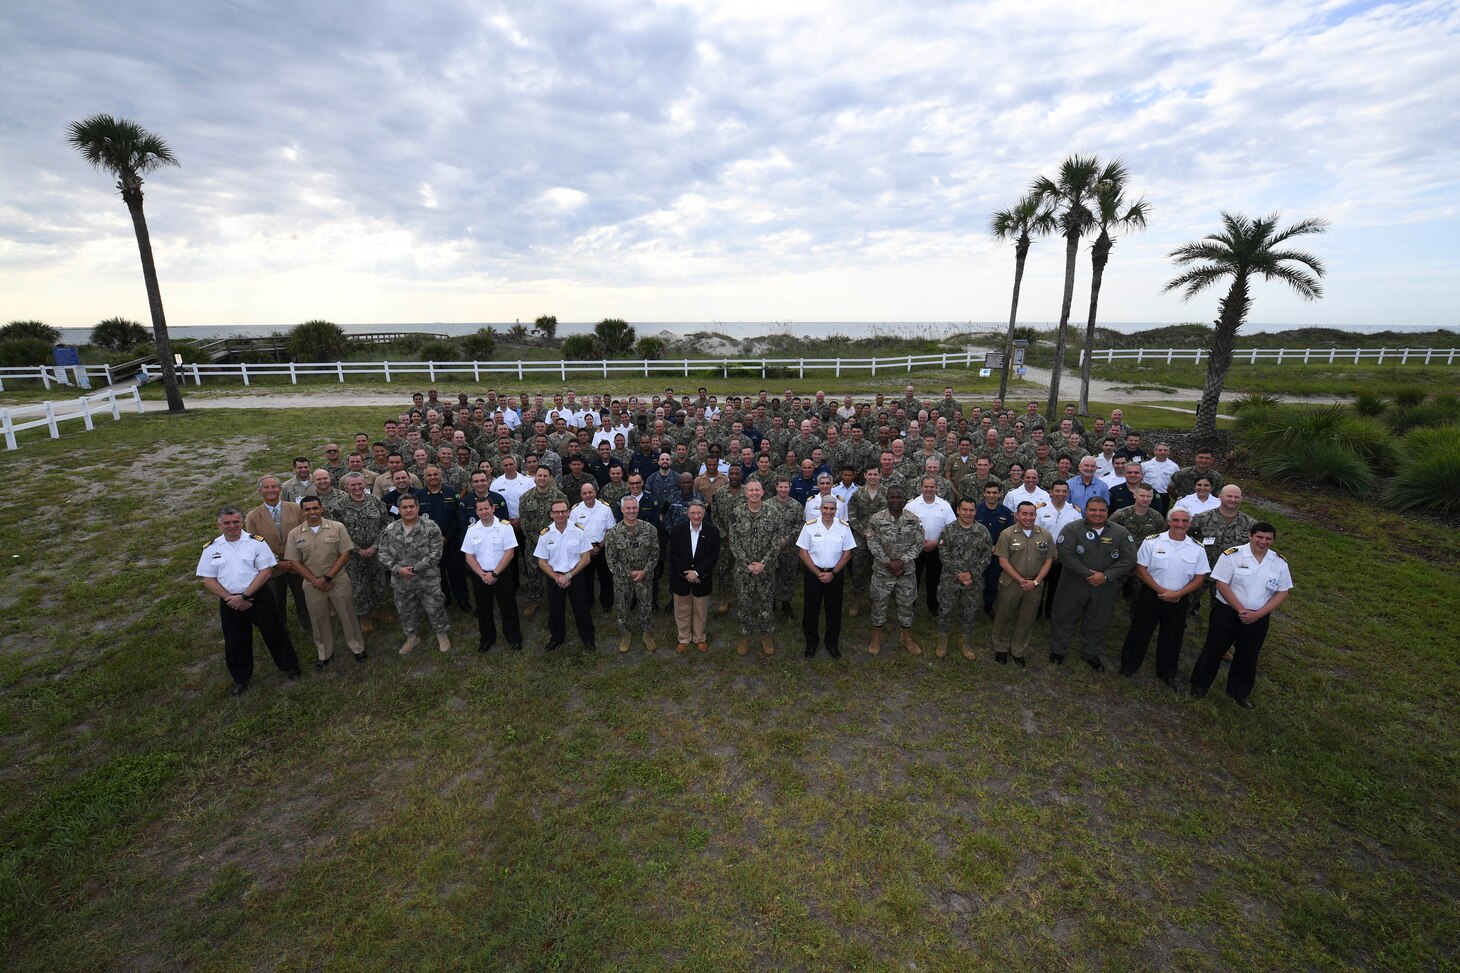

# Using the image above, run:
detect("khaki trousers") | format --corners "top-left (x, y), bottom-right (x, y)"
top-left (673, 594), bottom-right (709, 644)
top-left (990, 577), bottom-right (1041, 656)
top-left (302, 575), bottom-right (366, 661)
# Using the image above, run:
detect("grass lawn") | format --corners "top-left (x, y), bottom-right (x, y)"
top-left (1088, 360), bottom-right (1459, 397)
top-left (1, 409), bottom-right (1455, 971)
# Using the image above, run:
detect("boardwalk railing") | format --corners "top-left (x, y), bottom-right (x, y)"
top-left (1, 386), bottom-right (145, 450)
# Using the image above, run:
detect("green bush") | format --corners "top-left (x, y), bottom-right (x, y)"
top-left (1392, 387), bottom-right (1427, 408)
top-left (418, 339), bottom-right (463, 362)
top-left (1386, 426), bottom-right (1460, 515)
top-left (1252, 440), bottom-right (1374, 496)
top-left (1352, 391), bottom-right (1386, 417)
top-left (636, 336), bottom-right (667, 361)
top-left (562, 334), bottom-right (600, 361)
top-left (387, 333), bottom-right (425, 355)
top-left (1232, 392), bottom-right (1286, 435)
top-left (534, 315), bottom-right (558, 340)
top-left (1, 320), bottom-right (59, 343)
top-left (594, 318), bottom-right (636, 357)
top-left (1385, 398), bottom-right (1460, 435)
top-left (90, 317), bottom-right (149, 351)
top-left (170, 340), bottom-right (213, 365)
top-left (507, 324), bottom-right (531, 342)
top-left (462, 328), bottom-right (497, 359)
top-left (289, 320), bottom-right (349, 361)
top-left (1239, 404), bottom-right (1394, 494)
top-left (0, 337), bottom-right (56, 367)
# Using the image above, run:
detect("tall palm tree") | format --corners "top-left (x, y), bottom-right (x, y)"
top-left (1032, 154), bottom-right (1105, 419)
top-left (1164, 212), bottom-right (1327, 437)
top-left (1078, 164), bottom-right (1150, 413)
top-left (989, 193), bottom-right (1056, 401)
top-left (68, 114), bottom-right (185, 412)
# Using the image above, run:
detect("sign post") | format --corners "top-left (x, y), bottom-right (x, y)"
top-left (53, 346), bottom-right (90, 390)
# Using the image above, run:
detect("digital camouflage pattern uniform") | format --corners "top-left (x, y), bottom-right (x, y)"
top-left (936, 520), bottom-right (993, 632)
top-left (846, 485), bottom-right (888, 598)
top-left (1189, 509), bottom-right (1257, 569)
top-left (603, 519), bottom-right (659, 634)
top-left (865, 508), bottom-right (926, 628)
top-left (334, 494), bottom-right (392, 614)
top-left (1168, 466), bottom-right (1226, 501)
top-left (377, 517), bottom-right (450, 635)
top-left (518, 484), bottom-right (567, 603)
top-left (771, 495), bottom-right (804, 604)
top-left (599, 480), bottom-right (629, 518)
top-left (730, 502), bottom-right (783, 635)
top-left (1110, 505), bottom-right (1168, 546)
top-left (710, 487), bottom-right (742, 596)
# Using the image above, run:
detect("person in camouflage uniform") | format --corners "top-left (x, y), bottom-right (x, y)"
top-left (710, 466), bottom-right (743, 613)
top-left (517, 468), bottom-right (567, 615)
top-left (604, 496), bottom-right (661, 652)
top-left (599, 466), bottom-right (629, 518)
top-left (1188, 484), bottom-right (1257, 618)
top-left (865, 485), bottom-right (927, 655)
top-left (770, 477), bottom-right (803, 612)
top-left (335, 473), bottom-right (392, 627)
top-left (376, 494), bottom-right (451, 655)
top-left (936, 497), bottom-right (994, 657)
top-left (846, 465), bottom-right (888, 617)
top-left (729, 480), bottom-right (782, 654)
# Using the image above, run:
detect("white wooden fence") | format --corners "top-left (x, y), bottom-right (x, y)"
top-left (1, 386), bottom-right (144, 450)
top-left (1090, 346), bottom-right (1460, 365)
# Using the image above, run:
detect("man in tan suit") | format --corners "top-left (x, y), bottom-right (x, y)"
top-left (284, 497), bottom-right (367, 667)
top-left (245, 475), bottom-right (311, 634)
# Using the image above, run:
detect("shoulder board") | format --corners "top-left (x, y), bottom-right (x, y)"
top-left (1223, 547), bottom-right (1239, 555)
top-left (1272, 551), bottom-right (1286, 560)
top-left (806, 518), bottom-right (817, 524)
top-left (574, 522), bottom-right (585, 529)
top-left (840, 518), bottom-right (850, 526)
top-left (539, 527), bottom-right (551, 535)
top-left (1035, 501), bottom-right (1046, 507)
top-left (250, 534), bottom-right (264, 541)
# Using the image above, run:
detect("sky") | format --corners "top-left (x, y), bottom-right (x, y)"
top-left (2, 0), bottom-right (1458, 331)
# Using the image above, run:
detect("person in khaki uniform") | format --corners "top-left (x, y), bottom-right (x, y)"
top-left (284, 497), bottom-right (367, 667)
top-left (990, 500), bottom-right (1054, 666)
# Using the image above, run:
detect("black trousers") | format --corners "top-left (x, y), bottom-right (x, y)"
top-left (441, 543), bottom-right (469, 608)
top-left (1191, 600), bottom-right (1269, 700)
top-left (916, 548), bottom-right (942, 613)
top-left (266, 571), bottom-right (311, 632)
top-left (546, 572), bottom-right (596, 648)
top-left (1039, 562), bottom-right (1063, 618)
top-left (470, 571), bottom-right (521, 648)
top-left (585, 549), bottom-right (614, 610)
top-left (802, 567), bottom-right (846, 655)
top-left (1120, 587), bottom-right (1191, 679)
top-left (982, 560), bottom-right (1002, 608)
top-left (219, 586), bottom-right (300, 686)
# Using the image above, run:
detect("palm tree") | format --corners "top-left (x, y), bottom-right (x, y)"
top-left (1164, 212), bottom-right (1328, 437)
top-left (1032, 155), bottom-right (1106, 419)
top-left (1078, 164), bottom-right (1150, 413)
top-left (68, 114), bottom-right (185, 411)
top-left (989, 192), bottom-right (1056, 401)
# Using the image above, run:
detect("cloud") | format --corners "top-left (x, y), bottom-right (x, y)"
top-left (0, 0), bottom-right (1456, 327)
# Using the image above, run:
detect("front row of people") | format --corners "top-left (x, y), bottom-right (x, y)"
top-left (199, 492), bottom-right (1292, 710)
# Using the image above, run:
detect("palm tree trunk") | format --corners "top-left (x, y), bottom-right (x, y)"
top-left (1194, 275), bottom-right (1251, 438)
top-left (998, 237), bottom-right (1030, 401)
top-left (125, 195), bottom-right (184, 412)
top-left (1079, 239), bottom-right (1111, 414)
top-left (1046, 230), bottom-right (1080, 418)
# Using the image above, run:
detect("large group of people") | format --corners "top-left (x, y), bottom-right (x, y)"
top-left (198, 383), bottom-right (1292, 709)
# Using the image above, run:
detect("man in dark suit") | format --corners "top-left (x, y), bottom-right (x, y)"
top-left (244, 474), bottom-right (311, 634)
top-left (667, 499), bottom-right (720, 653)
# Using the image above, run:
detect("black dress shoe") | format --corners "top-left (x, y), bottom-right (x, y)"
top-left (354, 651), bottom-right (368, 662)
top-left (457, 601), bottom-right (472, 613)
top-left (584, 642), bottom-right (598, 653)
top-left (984, 605), bottom-right (995, 618)
top-left (541, 641), bottom-right (563, 653)
top-left (1086, 658), bottom-right (1106, 674)
top-left (1162, 676), bottom-right (1181, 690)
top-left (1190, 685), bottom-right (1207, 699)
top-left (314, 658), bottom-right (331, 671)
top-left (828, 646), bottom-right (841, 659)
top-left (287, 669), bottom-right (302, 680)
top-left (1233, 696), bottom-right (1256, 710)
top-left (478, 641), bottom-right (494, 653)
top-left (1012, 655), bottom-right (1026, 669)
top-left (995, 651), bottom-right (1009, 665)
top-left (1118, 667), bottom-right (1135, 677)
top-left (804, 646), bottom-right (816, 658)
top-left (230, 682), bottom-right (247, 696)
top-left (509, 642), bottom-right (523, 651)
top-left (1048, 653), bottom-right (1064, 665)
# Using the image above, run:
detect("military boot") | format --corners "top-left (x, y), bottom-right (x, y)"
top-left (736, 636), bottom-right (751, 656)
top-left (848, 598), bottom-right (861, 618)
top-left (935, 634), bottom-right (948, 658)
top-left (618, 634), bottom-right (632, 654)
top-left (901, 629), bottom-right (922, 656)
top-left (358, 613), bottom-right (374, 634)
top-left (642, 632), bottom-right (657, 652)
top-left (523, 602), bottom-right (537, 619)
top-left (436, 633), bottom-right (452, 653)
top-left (960, 633), bottom-right (977, 661)
top-left (867, 627), bottom-right (883, 656)
top-left (398, 634), bottom-right (420, 656)
top-left (761, 635), bottom-right (775, 656)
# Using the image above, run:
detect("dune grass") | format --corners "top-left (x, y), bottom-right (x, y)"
top-left (0, 408), bottom-right (1456, 971)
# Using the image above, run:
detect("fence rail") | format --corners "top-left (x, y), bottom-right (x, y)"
top-left (1091, 346), bottom-right (1460, 365)
top-left (1, 386), bottom-right (145, 450)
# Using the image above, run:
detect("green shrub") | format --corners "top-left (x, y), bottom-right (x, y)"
top-left (1386, 426), bottom-right (1460, 515)
top-left (90, 317), bottom-right (149, 351)
top-left (1385, 398), bottom-right (1460, 435)
top-left (289, 319), bottom-right (348, 361)
top-left (1, 320), bottom-right (58, 343)
top-left (1352, 391), bottom-right (1386, 417)
top-left (1252, 440), bottom-right (1375, 496)
top-left (636, 336), bottom-right (667, 361)
top-left (1238, 404), bottom-right (1394, 494)
top-left (562, 334), bottom-right (600, 361)
top-left (1392, 387), bottom-right (1427, 408)
top-left (169, 340), bottom-right (213, 365)
top-left (507, 324), bottom-right (531, 342)
top-left (0, 337), bottom-right (55, 366)
top-left (533, 315), bottom-right (558, 340)
top-left (462, 328), bottom-right (497, 359)
top-left (387, 333), bottom-right (426, 355)
top-left (418, 339), bottom-right (463, 362)
top-left (1232, 392), bottom-right (1286, 435)
top-left (594, 318), bottom-right (636, 357)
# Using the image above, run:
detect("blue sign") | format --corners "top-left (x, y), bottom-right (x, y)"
top-left (53, 345), bottom-right (81, 367)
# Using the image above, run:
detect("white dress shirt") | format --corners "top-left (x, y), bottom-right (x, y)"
top-left (533, 522), bottom-right (592, 573)
top-left (796, 517), bottom-right (857, 570)
top-left (1136, 530), bottom-right (1209, 590)
top-left (1211, 543), bottom-right (1293, 610)
top-left (804, 493), bottom-right (848, 522)
top-left (907, 494), bottom-right (956, 542)
top-left (196, 534), bottom-right (277, 594)
top-left (1003, 484), bottom-right (1051, 513)
top-left (1141, 458), bottom-right (1180, 493)
top-left (569, 500), bottom-right (616, 544)
top-left (460, 518), bottom-right (518, 571)
top-left (1035, 501), bottom-right (1083, 536)
top-left (491, 473), bottom-right (533, 518)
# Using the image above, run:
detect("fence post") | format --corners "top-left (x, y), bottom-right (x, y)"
top-left (473, 361), bottom-right (481, 382)
top-left (192, 364), bottom-right (201, 385)
top-left (131, 387), bottom-right (143, 413)
top-left (1377, 348), bottom-right (1385, 365)
top-left (1448, 349), bottom-right (1456, 364)
top-left (1401, 348), bottom-right (1410, 364)
top-left (45, 401), bottom-right (59, 439)
top-left (1353, 348), bottom-right (1361, 364)
top-left (518, 360), bottom-right (524, 381)
top-left (835, 358), bottom-right (841, 379)
top-left (761, 358), bottom-right (766, 379)
top-left (383, 360), bottom-right (392, 382)
top-left (338, 362), bottom-right (345, 383)
top-left (1, 410), bottom-right (13, 450)
top-left (966, 350), bottom-right (973, 368)
top-left (108, 388), bottom-right (120, 420)
top-left (241, 363), bottom-right (250, 386)
top-left (872, 358), bottom-right (877, 377)
top-left (1249, 349), bottom-right (1257, 364)
top-left (683, 359), bottom-right (689, 378)
top-left (41, 367), bottom-right (51, 390)
top-left (429, 361), bottom-right (437, 381)
top-left (81, 395), bottom-right (94, 431)
top-left (104, 363), bottom-right (114, 387)
top-left (603, 359), bottom-right (608, 380)
top-left (1304, 349), bottom-right (1311, 363)
top-left (1276, 348), bottom-right (1284, 364)
top-left (290, 362), bottom-right (298, 384)
top-left (799, 358), bottom-right (805, 379)
top-left (1424, 349), bottom-right (1433, 364)
top-left (1166, 348), bottom-right (1173, 364)
top-left (1137, 348), bottom-right (1144, 363)
top-left (722, 360), bottom-right (727, 379)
